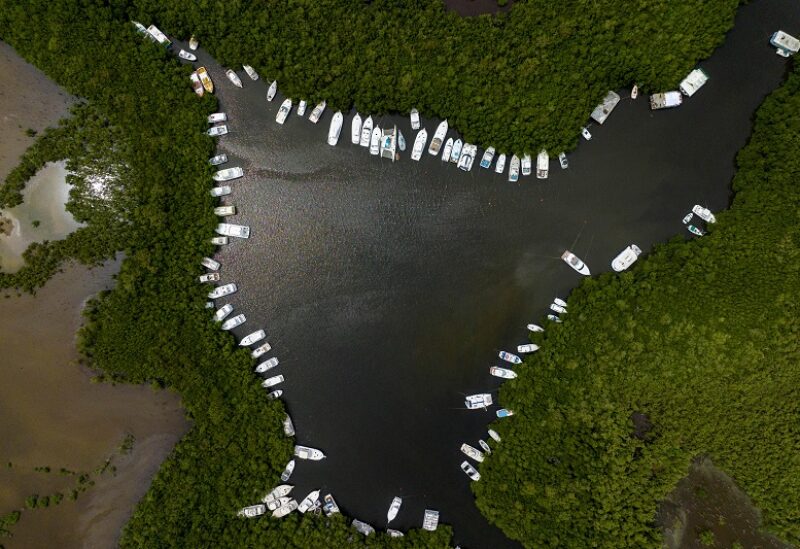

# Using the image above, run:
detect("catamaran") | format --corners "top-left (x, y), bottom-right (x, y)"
top-left (449, 139), bottom-right (462, 164)
top-left (359, 116), bottom-right (373, 147)
top-left (369, 127), bottom-right (380, 155)
top-left (508, 155), bottom-right (520, 182)
top-left (411, 128), bottom-right (427, 161)
top-left (351, 113), bottom-right (362, 145)
top-left (441, 138), bottom-right (454, 161)
top-left (328, 111), bottom-right (344, 146)
top-left (189, 35), bottom-right (199, 50)
top-left (212, 167), bottom-right (243, 181)
top-left (280, 460), bottom-right (295, 482)
top-left (387, 497), bottom-right (402, 524)
top-left (611, 245), bottom-right (642, 272)
top-left (558, 152), bottom-right (568, 169)
top-left (428, 120), bottom-right (448, 155)
top-left (410, 108), bottom-right (420, 130)
top-left (196, 67), bottom-right (213, 93)
top-left (490, 366), bottom-right (517, 379)
top-left (208, 283), bottom-right (237, 299)
top-left (283, 415), bottom-right (295, 437)
top-left (209, 153), bottom-right (228, 165)
top-left (215, 223), bottom-right (250, 239)
top-left (521, 154), bottom-right (532, 176)
top-left (461, 443), bottom-right (485, 462)
top-left (221, 313), bottom-right (245, 331)
top-left (239, 329), bottom-right (266, 346)
top-left (488, 429), bottom-right (501, 442)
top-left (201, 257), bottom-right (220, 271)
top-left (267, 80), bottom-right (277, 102)
top-left (517, 343), bottom-right (539, 353)
top-left (214, 205), bottom-right (235, 217)
top-left (251, 342), bottom-right (271, 357)
top-left (537, 150), bottom-right (549, 179)
top-left (226, 69), bottom-right (242, 88)
top-left (692, 205), bottom-right (716, 223)
top-left (494, 153), bottom-right (506, 174)
top-left (297, 100), bottom-right (307, 116)
top-left (561, 250), bottom-right (590, 275)
top-left (276, 98), bottom-right (292, 124)
top-left (480, 147), bottom-right (495, 169)
top-left (238, 504), bottom-right (266, 518)
top-left (298, 490), bottom-right (321, 514)
top-left (527, 323), bottom-right (544, 333)
top-left (210, 187), bottom-right (230, 200)
top-left (243, 65), bottom-right (259, 80)
top-left (190, 72), bottom-right (204, 96)
top-left (178, 49), bottom-right (196, 61)
top-left (261, 375), bottom-right (284, 389)
top-left (198, 273), bottom-right (220, 283)
top-left (496, 408), bottom-right (514, 418)
top-left (207, 112), bottom-right (227, 124)
top-left (461, 461), bottom-right (481, 481)
top-left (255, 357), bottom-right (279, 373)
top-left (309, 101), bottom-right (326, 123)
top-left (465, 393), bottom-right (493, 409)
top-left (294, 445), bottom-right (326, 460)
top-left (499, 351), bottom-right (522, 364)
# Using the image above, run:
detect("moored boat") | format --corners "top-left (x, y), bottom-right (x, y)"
top-left (679, 68), bottom-right (709, 97)
top-left (517, 343), bottom-right (539, 353)
top-left (294, 445), bottom-right (326, 460)
top-left (201, 257), bottom-right (220, 271)
top-left (428, 120), bottom-right (448, 155)
top-left (323, 494), bottom-right (340, 516)
top-left (276, 98), bottom-right (292, 124)
top-left (251, 342), bottom-right (272, 358)
top-left (692, 205), bottom-right (716, 223)
top-left (210, 185), bottom-right (230, 197)
top-left (255, 357), bottom-right (279, 373)
top-left (210, 236), bottom-right (228, 246)
top-left (359, 115), bottom-right (373, 147)
top-left (581, 127), bottom-right (592, 140)
top-left (266, 496), bottom-right (291, 512)
top-left (536, 149), bottom-right (549, 179)
top-left (488, 429), bottom-right (501, 442)
top-left (188, 35), bottom-right (199, 50)
top-left (553, 297), bottom-right (567, 308)
top-left (197, 67), bottom-right (213, 93)
top-left (547, 314), bottom-right (562, 323)
top-left (178, 49), bottom-right (196, 61)
top-left (558, 152), bottom-right (568, 169)
top-left (461, 461), bottom-right (481, 481)
top-left (267, 80), bottom-right (277, 102)
top-left (240, 329), bottom-right (266, 346)
top-left (328, 111), bottom-right (344, 146)
top-left (221, 313), bottom-right (245, 331)
top-left (261, 375), bottom-right (284, 388)
top-left (272, 499), bottom-right (298, 518)
top-left (226, 69), bottom-right (243, 88)
top-left (649, 91), bottom-right (683, 110)
top-left (521, 154), bottom-right (532, 176)
top-left (457, 144), bottom-right (477, 171)
top-left (527, 323), bottom-right (544, 333)
top-left (207, 112), bottom-right (227, 124)
top-left (190, 72), bottom-right (204, 96)
top-left (398, 130), bottom-right (406, 151)
top-left (465, 393), bottom-right (493, 409)
top-left (496, 408), bottom-right (514, 418)
top-left (266, 389), bottom-right (282, 400)
top-left (209, 153), bottom-right (228, 165)
top-left (283, 415), bottom-right (295, 436)
top-left (422, 510), bottom-right (439, 532)
top-left (550, 303), bottom-right (566, 314)
top-left (687, 224), bottom-right (705, 236)
top-left (351, 113), bottom-right (362, 145)
top-left (243, 64), bottom-right (259, 80)
top-left (297, 100), bottom-right (307, 116)
top-left (214, 205), bottom-right (235, 217)
top-left (591, 90), bottom-right (621, 124)
top-left (508, 155), bottom-right (520, 182)
top-left (369, 127), bottom-right (381, 155)
top-left (208, 283), bottom-right (237, 299)
top-left (461, 443), bottom-right (485, 462)
top-left (498, 351), bottom-right (522, 364)
top-left (494, 153), bottom-right (506, 174)
top-left (490, 366), bottom-right (517, 379)
top-left (479, 439), bottom-right (492, 454)
top-left (449, 138), bottom-right (462, 164)
top-left (199, 273), bottom-right (220, 283)
top-left (410, 108), bottom-right (420, 130)
top-left (441, 138), bottom-right (454, 161)
top-left (611, 245), bottom-right (642, 272)
top-left (387, 496), bottom-right (402, 524)
top-left (561, 250), bottom-right (590, 275)
top-left (215, 223), bottom-right (250, 239)
top-left (280, 460), bottom-right (295, 482)
top-left (387, 529), bottom-right (404, 538)
top-left (309, 101), bottom-right (326, 123)
top-left (411, 128), bottom-right (427, 161)
top-left (207, 125), bottom-right (228, 137)
top-left (631, 84), bottom-right (639, 99)
top-left (238, 504), bottom-right (266, 518)
top-left (480, 147), bottom-right (495, 169)
top-left (213, 167), bottom-right (243, 182)
top-left (352, 519), bottom-right (375, 536)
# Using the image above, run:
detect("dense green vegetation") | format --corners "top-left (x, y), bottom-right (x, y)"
top-left (475, 62), bottom-right (800, 547)
top-left (125, 0), bottom-right (741, 154)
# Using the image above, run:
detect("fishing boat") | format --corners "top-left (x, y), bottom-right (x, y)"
top-left (328, 111), bottom-right (344, 146)
top-left (422, 510), bottom-right (439, 532)
top-left (282, 415), bottom-right (295, 437)
top-left (461, 443), bottom-right (485, 462)
top-left (226, 69), bottom-right (242, 88)
top-left (457, 144), bottom-right (476, 171)
top-left (221, 314), bottom-right (245, 331)
top-left (238, 504), bottom-right (266, 518)
top-left (178, 49), bottom-right (196, 62)
top-left (255, 357), bottom-right (279, 373)
top-left (687, 224), bottom-right (705, 236)
top-left (208, 283), bottom-right (237, 299)
top-left (561, 250), bottom-right (590, 275)
top-left (275, 98), bottom-right (292, 124)
top-left (309, 101), bottom-right (326, 123)
top-left (266, 390), bottom-right (282, 400)
top-left (207, 112), bottom-right (227, 124)
top-left (210, 236), bottom-right (228, 246)
top-left (190, 72), bottom-right (204, 96)
top-left (527, 323), bottom-right (544, 333)
top-left (498, 351), bottom-right (522, 365)
top-left (359, 116), bottom-right (373, 147)
top-left (449, 139), bottom-right (462, 164)
top-left (207, 125), bottom-right (228, 137)
top-left (323, 494), bottom-right (340, 516)
top-left (210, 185), bottom-right (230, 197)
top-left (547, 314), bottom-right (562, 323)
top-left (201, 257), bottom-right (220, 271)
top-left (631, 84), bottom-right (639, 99)
top-left (611, 245), bottom-right (642, 272)
top-left (239, 329), bottom-right (266, 346)
top-left (536, 150), bottom-right (549, 179)
top-left (387, 496), bottom-right (402, 523)
top-left (479, 440), bottom-right (492, 454)
top-left (441, 138), bottom-right (453, 161)
top-left (280, 460), bottom-right (295, 482)
top-left (387, 529), bottom-right (404, 538)
top-left (490, 366), bottom-right (517, 379)
top-left (251, 342), bottom-right (272, 358)
top-left (517, 343), bottom-right (539, 353)
top-left (189, 35), bottom-right (199, 50)
top-left (369, 127), bottom-right (381, 155)
top-left (243, 64), bottom-right (259, 80)
top-left (215, 223), bottom-right (250, 239)
top-left (494, 153), bottom-right (506, 174)
top-left (272, 500), bottom-right (298, 518)
top-left (550, 303), bottom-right (566, 314)
top-left (465, 393), bottom-right (493, 409)
top-left (266, 80), bottom-right (277, 102)
top-left (480, 147), bottom-right (495, 169)
top-left (488, 429), bottom-right (501, 442)
top-left (297, 100), bottom-right (307, 116)
top-left (692, 205), bottom-right (716, 223)
top-left (410, 108), bottom-right (420, 130)
top-left (398, 131), bottom-right (406, 151)
top-left (294, 445), bottom-right (326, 460)
top-left (198, 273), bottom-right (220, 283)
top-left (553, 297), bottom-right (567, 308)
top-left (581, 127), bottom-right (592, 140)
top-left (411, 128), bottom-right (427, 161)
top-left (261, 375), bottom-right (284, 389)
top-left (352, 519), bottom-right (375, 536)
top-left (213, 167), bottom-right (243, 182)
top-left (214, 205), bottom-right (235, 217)
top-left (428, 120), bottom-right (448, 155)
top-left (197, 67), bottom-right (213, 93)
top-left (496, 408), bottom-right (514, 418)
top-left (461, 461), bottom-right (481, 481)
top-left (508, 155), bottom-right (520, 182)
top-left (521, 154), bottom-right (532, 176)
top-left (209, 153), bottom-right (228, 165)
top-left (558, 152), bottom-right (568, 169)
top-left (351, 113), bottom-right (362, 145)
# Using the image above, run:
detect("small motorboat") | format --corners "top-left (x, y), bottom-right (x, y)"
top-left (213, 304), bottom-right (233, 322)
top-left (266, 496), bottom-right (291, 511)
top-left (369, 127), bottom-right (381, 155)
top-left (494, 153), bottom-right (506, 174)
top-left (208, 282), bottom-right (237, 299)
top-left (428, 120), bottom-right (448, 156)
top-left (387, 529), bottom-right (404, 538)
top-left (298, 490), bottom-right (321, 513)
top-left (490, 366), bottom-right (517, 379)
top-left (498, 351), bottom-right (522, 365)
top-left (239, 329), bottom-right (266, 346)
top-left (480, 147), bottom-right (495, 169)
top-left (359, 116), bottom-right (373, 147)
top-left (328, 111), bottom-right (344, 146)
top-left (457, 144), bottom-right (476, 171)
top-left (209, 186), bottom-right (230, 197)
top-left (517, 343), bottom-right (539, 354)
top-left (521, 154), bottom-right (532, 176)
top-left (611, 245), bottom-right (642, 272)
top-left (550, 303), bottom-right (567, 314)
top-left (496, 408), bottom-right (514, 418)
top-left (547, 314), bottom-right (562, 323)
top-left (201, 257), bottom-right (220, 271)
top-left (410, 108), bottom-right (420, 130)
top-left (243, 64), bottom-right (259, 80)
top-left (272, 499), bottom-right (298, 518)
top-left (210, 236), bottom-right (228, 246)
top-left (682, 213), bottom-right (694, 224)
top-left (238, 504), bottom-right (266, 518)
top-left (266, 389), bottom-right (282, 400)
top-left (276, 98), bottom-right (292, 124)
top-left (209, 153), bottom-right (228, 165)
top-left (687, 224), bottom-right (705, 236)
top-left (631, 84), bottom-right (639, 99)
top-left (387, 496), bottom-right (402, 524)
top-left (221, 314), bottom-right (245, 331)
top-left (207, 125), bottom-right (228, 137)
top-left (255, 357), bottom-right (279, 373)
top-left (508, 155), bottom-right (520, 182)
top-left (283, 415), bottom-right (295, 437)
top-left (207, 112), bottom-right (227, 124)
top-left (294, 445), bottom-right (326, 460)
top-left (261, 375), bottom-right (284, 388)
top-left (199, 273), bottom-right (220, 283)
top-left (352, 519), bottom-right (375, 536)
top-left (267, 80), bottom-right (277, 101)
top-left (189, 72), bottom-right (204, 97)
top-left (461, 443), bottom-right (485, 463)
top-left (536, 149), bottom-right (549, 179)
top-left (465, 393), bottom-right (493, 410)
top-left (692, 205), bottom-right (717, 223)
top-left (441, 138), bottom-right (454, 161)
top-left (323, 494), bottom-right (340, 516)
top-left (488, 429), bottom-right (501, 442)
top-left (478, 439), bottom-right (492, 454)
top-left (351, 113), bottom-right (362, 145)
top-left (212, 167), bottom-right (243, 181)
top-left (297, 100), bottom-right (307, 116)
top-left (581, 127), bottom-right (592, 140)
top-left (398, 131), bottom-right (406, 151)
top-left (527, 323), bottom-right (544, 333)
top-left (226, 69), bottom-right (242, 88)
top-left (553, 297), bottom-right (567, 308)
top-left (449, 139), bottom-right (463, 164)
top-left (309, 101), bottom-right (326, 123)
top-left (189, 35), bottom-right (199, 50)
top-left (561, 250), bottom-right (591, 276)
top-left (411, 128), bottom-right (427, 161)
top-left (558, 152), bottom-right (568, 169)
top-left (251, 342), bottom-right (272, 358)
top-left (196, 67), bottom-right (213, 93)
top-left (178, 49), bottom-right (196, 62)
top-left (213, 205), bottom-right (235, 217)
top-left (461, 461), bottom-right (481, 481)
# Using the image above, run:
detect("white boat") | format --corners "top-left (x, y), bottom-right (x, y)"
top-left (178, 49), bottom-right (196, 62)
top-left (276, 98), bottom-right (292, 124)
top-left (494, 153), bottom-right (506, 174)
top-left (479, 439), bottom-right (492, 454)
top-left (188, 35), bottom-right (198, 50)
top-left (387, 496), bottom-right (402, 524)
top-left (521, 154), bottom-right (532, 176)
top-left (209, 153), bottom-right (228, 165)
top-left (410, 108), bottom-right (420, 130)
top-left (213, 167), bottom-right (243, 182)
top-left (207, 112), bottom-right (227, 124)
top-left (255, 357), bottom-right (279, 373)
top-left (309, 101), bottom-right (326, 123)
top-left (359, 116), bottom-right (373, 147)
top-left (508, 155), bottom-right (520, 182)
top-left (272, 499), bottom-right (298, 518)
top-left (297, 100), bottom-right (307, 116)
top-left (517, 343), bottom-right (539, 354)
top-left (496, 408), bottom-right (514, 418)
top-left (197, 67), bottom-right (213, 93)
top-left (208, 283), bottom-right (237, 299)
top-left (692, 205), bottom-right (716, 223)
top-left (488, 429), bottom-right (501, 442)
top-left (480, 147), bottom-right (495, 169)
top-left (210, 236), bottom-right (228, 246)
top-left (449, 139), bottom-right (462, 164)
top-left (221, 314), bottom-right (245, 331)
top-left (283, 415), bottom-right (295, 437)
top-left (460, 461), bottom-right (481, 481)
top-left (369, 127), bottom-right (381, 155)
top-left (214, 205), bottom-right (235, 217)
top-left (145, 25), bottom-right (171, 48)
top-left (261, 375), bottom-right (284, 388)
top-left (561, 250), bottom-right (590, 275)
top-left (215, 223), bottom-right (250, 239)
top-left (226, 69), bottom-right (242, 88)
top-left (553, 297), bottom-right (567, 308)
top-left (550, 303), bottom-right (566, 314)
top-left (461, 443), bottom-right (485, 463)
top-left (547, 314), bottom-right (562, 323)
top-left (679, 68), bottom-right (709, 97)
top-left (649, 91), bottom-right (683, 110)
top-left (441, 138), bottom-right (454, 161)
top-left (351, 113), bottom-right (362, 144)
top-left (294, 445), bottom-right (326, 460)
top-left (280, 460), bottom-right (295, 482)
top-left (352, 519), bottom-right (375, 536)
top-left (428, 120), bottom-right (448, 155)
top-left (527, 323), bottom-right (544, 333)
top-left (201, 257), bottom-right (220, 271)
top-left (687, 224), bottom-right (705, 236)
top-left (581, 127), bottom-right (592, 140)
top-left (328, 111), bottom-right (343, 145)
top-left (590, 90), bottom-right (621, 124)
top-left (266, 390), bottom-right (282, 400)
top-left (631, 85), bottom-right (639, 99)
top-left (207, 125), bottom-right (228, 137)
top-left (387, 529), bottom-right (404, 538)
top-left (268, 485), bottom-right (294, 499)
top-left (771, 30), bottom-right (800, 57)
top-left (498, 351), bottom-right (522, 365)
top-left (398, 131), bottom-right (406, 151)
top-left (239, 329), bottom-right (266, 346)
top-left (536, 150), bottom-right (549, 179)
top-left (266, 80), bottom-right (277, 102)
top-left (558, 152), bottom-right (568, 169)
top-left (611, 245), bottom-right (642, 272)
top-left (323, 494), bottom-right (340, 516)
top-left (380, 126), bottom-right (397, 161)
top-left (422, 510), bottom-right (439, 532)
top-left (251, 342), bottom-right (272, 358)
top-left (266, 496), bottom-right (291, 511)
top-left (238, 504), bottom-right (266, 518)
top-left (683, 213), bottom-right (694, 225)
top-left (465, 393), bottom-right (493, 409)
top-left (490, 366), bottom-right (517, 379)
top-left (411, 128), bottom-right (427, 161)
top-left (189, 72), bottom-right (204, 97)
top-left (199, 273), bottom-right (220, 283)
top-left (243, 65), bottom-right (259, 80)
top-left (457, 144), bottom-right (476, 171)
